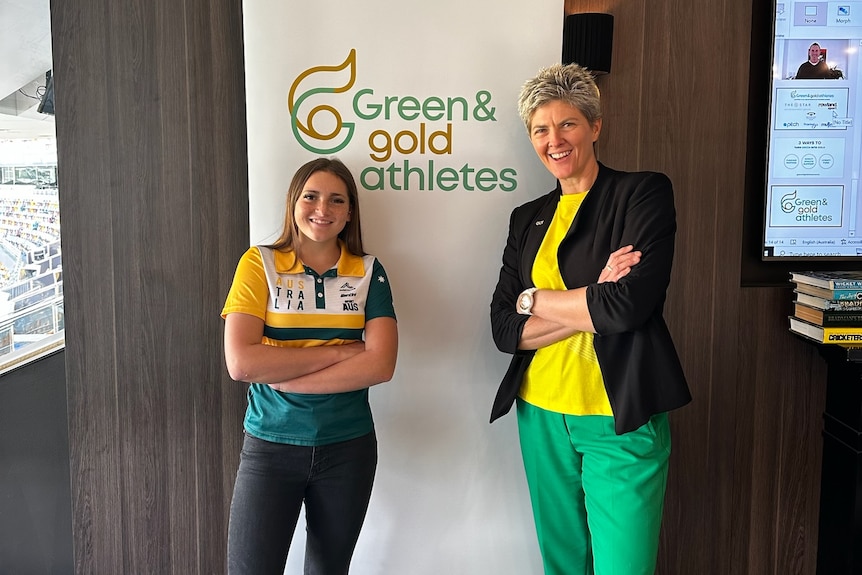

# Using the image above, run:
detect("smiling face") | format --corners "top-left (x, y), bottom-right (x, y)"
top-left (808, 44), bottom-right (822, 64)
top-left (293, 170), bottom-right (352, 247)
top-left (528, 99), bottom-right (601, 193)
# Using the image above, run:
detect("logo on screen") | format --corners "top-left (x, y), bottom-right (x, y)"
top-left (781, 190), bottom-right (798, 213)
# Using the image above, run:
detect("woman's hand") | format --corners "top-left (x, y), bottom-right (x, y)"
top-left (598, 245), bottom-right (641, 283)
top-left (518, 245), bottom-right (643, 347)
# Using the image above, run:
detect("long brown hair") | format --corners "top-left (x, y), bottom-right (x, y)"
top-left (268, 157), bottom-right (365, 256)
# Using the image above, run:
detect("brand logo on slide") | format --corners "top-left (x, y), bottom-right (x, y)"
top-left (781, 190), bottom-right (798, 213)
top-left (771, 185), bottom-right (841, 226)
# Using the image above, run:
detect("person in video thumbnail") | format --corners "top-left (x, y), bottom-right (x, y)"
top-left (489, 63), bottom-right (692, 575)
top-left (796, 42), bottom-right (832, 79)
top-left (222, 157), bottom-right (398, 574)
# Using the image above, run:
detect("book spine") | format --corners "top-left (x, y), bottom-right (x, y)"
top-left (824, 301), bottom-right (862, 310)
top-left (825, 332), bottom-right (862, 343)
top-left (831, 290), bottom-right (862, 300)
top-left (831, 280), bottom-right (862, 289)
top-left (822, 313), bottom-right (862, 326)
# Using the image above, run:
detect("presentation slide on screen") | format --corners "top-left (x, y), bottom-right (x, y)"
top-left (770, 137), bottom-right (844, 177)
top-left (764, 2), bottom-right (862, 257)
top-left (772, 87), bottom-right (850, 130)
top-left (768, 184), bottom-right (844, 227)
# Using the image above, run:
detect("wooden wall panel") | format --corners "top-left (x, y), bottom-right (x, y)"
top-left (50, 2), bottom-right (125, 571)
top-left (563, 1), bottom-right (828, 573)
top-left (51, 0), bottom-right (249, 572)
top-left (185, 5), bottom-right (251, 572)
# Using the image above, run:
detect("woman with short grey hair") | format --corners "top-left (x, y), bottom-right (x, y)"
top-left (490, 62), bottom-right (691, 575)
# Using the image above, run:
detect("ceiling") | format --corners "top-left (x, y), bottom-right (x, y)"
top-left (0, 0), bottom-right (55, 140)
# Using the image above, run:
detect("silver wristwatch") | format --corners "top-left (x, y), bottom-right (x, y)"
top-left (516, 287), bottom-right (538, 315)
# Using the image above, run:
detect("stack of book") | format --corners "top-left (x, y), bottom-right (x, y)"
top-left (789, 270), bottom-right (862, 345)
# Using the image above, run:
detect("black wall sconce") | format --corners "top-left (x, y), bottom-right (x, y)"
top-left (562, 13), bottom-right (614, 75)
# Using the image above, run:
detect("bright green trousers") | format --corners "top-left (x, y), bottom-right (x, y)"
top-left (516, 399), bottom-right (671, 575)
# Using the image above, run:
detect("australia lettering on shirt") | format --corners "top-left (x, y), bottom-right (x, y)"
top-left (272, 278), bottom-right (306, 310)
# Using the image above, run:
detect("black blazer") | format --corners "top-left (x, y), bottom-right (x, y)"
top-left (489, 163), bottom-right (691, 434)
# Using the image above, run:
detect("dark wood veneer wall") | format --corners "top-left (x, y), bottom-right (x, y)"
top-left (564, 0), bottom-right (826, 573)
top-left (51, 0), bottom-right (249, 572)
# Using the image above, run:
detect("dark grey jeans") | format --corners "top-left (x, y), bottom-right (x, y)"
top-left (227, 431), bottom-right (377, 575)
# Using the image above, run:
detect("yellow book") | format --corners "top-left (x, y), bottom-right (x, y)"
top-left (789, 316), bottom-right (862, 344)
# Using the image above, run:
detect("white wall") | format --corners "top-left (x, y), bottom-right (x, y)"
top-left (241, 2), bottom-right (562, 572)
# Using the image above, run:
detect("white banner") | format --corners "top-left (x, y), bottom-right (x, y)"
top-left (242, 2), bottom-right (562, 572)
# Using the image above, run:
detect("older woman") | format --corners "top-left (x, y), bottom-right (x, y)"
top-left (489, 63), bottom-right (691, 574)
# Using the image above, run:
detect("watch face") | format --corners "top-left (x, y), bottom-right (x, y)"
top-left (519, 294), bottom-right (531, 310)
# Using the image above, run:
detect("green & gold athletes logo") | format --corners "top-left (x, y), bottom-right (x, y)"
top-left (289, 49), bottom-right (518, 192)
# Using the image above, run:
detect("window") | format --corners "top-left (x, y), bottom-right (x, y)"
top-left (0, 1), bottom-right (63, 372)
top-left (0, 137), bottom-right (63, 372)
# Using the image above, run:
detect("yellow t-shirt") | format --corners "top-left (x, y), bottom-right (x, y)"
top-left (518, 192), bottom-right (612, 415)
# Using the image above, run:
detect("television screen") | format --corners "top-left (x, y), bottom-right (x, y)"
top-left (762, 2), bottom-right (862, 259)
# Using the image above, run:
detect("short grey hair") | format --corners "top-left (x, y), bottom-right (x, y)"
top-left (517, 63), bottom-right (602, 131)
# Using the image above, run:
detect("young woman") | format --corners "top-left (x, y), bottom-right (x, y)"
top-left (222, 157), bottom-right (398, 574)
